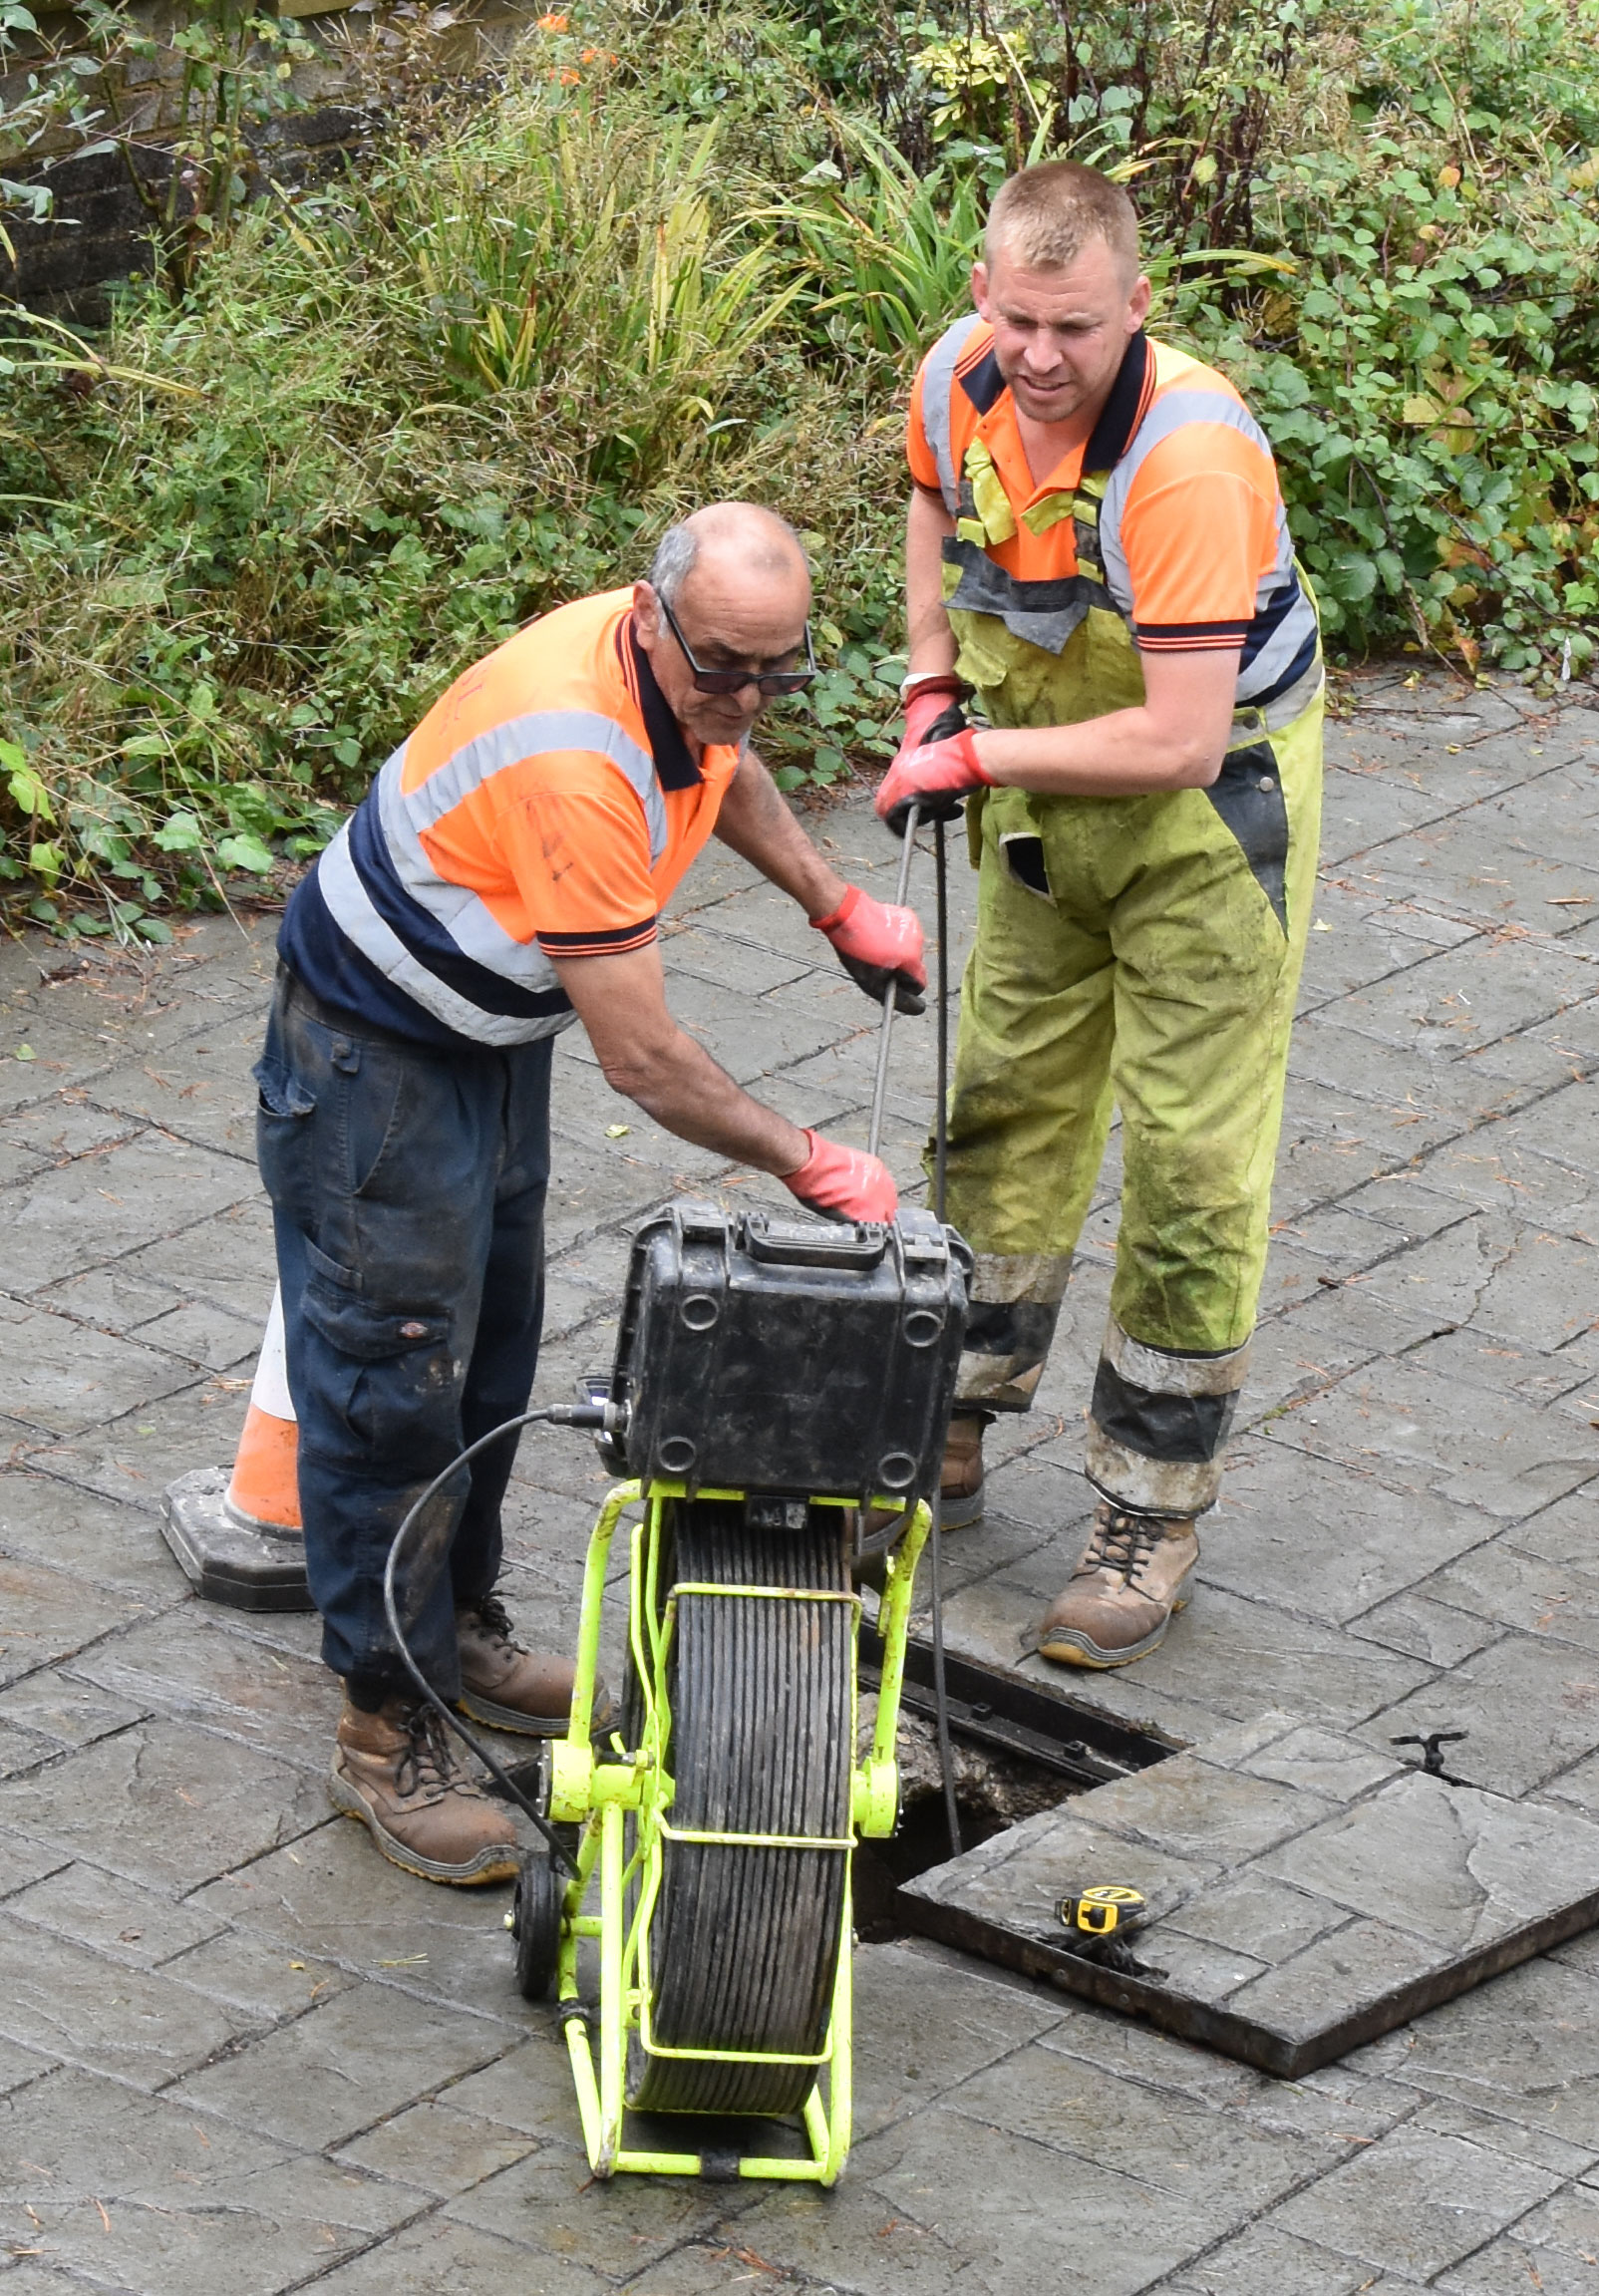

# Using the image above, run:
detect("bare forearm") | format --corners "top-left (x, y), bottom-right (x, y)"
top-left (975, 707), bottom-right (1224, 796)
top-left (713, 746), bottom-right (848, 920)
top-left (599, 1023), bottom-right (808, 1172)
top-left (552, 947), bottom-right (808, 1173)
top-left (906, 488), bottom-right (958, 676)
top-left (974, 650), bottom-right (1241, 795)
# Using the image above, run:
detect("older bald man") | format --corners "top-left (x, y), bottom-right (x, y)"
top-left (258, 504), bottom-right (923, 1883)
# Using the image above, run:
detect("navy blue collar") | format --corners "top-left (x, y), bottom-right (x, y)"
top-left (624, 617), bottom-right (703, 790)
top-left (1082, 331), bottom-right (1152, 476)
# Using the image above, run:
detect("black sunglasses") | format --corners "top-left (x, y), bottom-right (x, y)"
top-left (657, 591), bottom-right (816, 697)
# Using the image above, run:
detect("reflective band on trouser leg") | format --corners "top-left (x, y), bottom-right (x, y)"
top-left (1089, 684), bottom-right (1325, 1513)
top-left (1085, 1319), bottom-right (1251, 1516)
top-left (959, 1251), bottom-right (1074, 1410)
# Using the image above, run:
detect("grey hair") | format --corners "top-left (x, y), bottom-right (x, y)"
top-left (647, 523), bottom-right (700, 608)
top-left (646, 506), bottom-right (808, 607)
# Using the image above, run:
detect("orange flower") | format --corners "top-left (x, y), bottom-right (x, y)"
top-left (536, 11), bottom-right (568, 28)
top-left (580, 45), bottom-right (615, 63)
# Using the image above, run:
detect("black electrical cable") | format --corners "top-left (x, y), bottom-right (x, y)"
top-left (381, 1400), bottom-right (618, 1879)
top-left (929, 815), bottom-right (963, 1861)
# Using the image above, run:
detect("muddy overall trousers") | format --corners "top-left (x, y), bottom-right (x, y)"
top-left (939, 448), bottom-right (1324, 1518)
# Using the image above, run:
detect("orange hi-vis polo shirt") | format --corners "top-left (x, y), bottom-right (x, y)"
top-left (278, 590), bottom-right (742, 1048)
top-left (908, 322), bottom-right (1320, 706)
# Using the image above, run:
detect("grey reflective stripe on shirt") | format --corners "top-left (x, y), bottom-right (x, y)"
top-left (943, 538), bottom-right (1107, 656)
top-left (398, 709), bottom-right (669, 864)
top-left (375, 755), bottom-right (570, 992)
top-left (1097, 386), bottom-right (1273, 612)
top-left (316, 821), bottom-right (576, 1047)
top-left (1097, 382), bottom-right (1320, 707)
top-left (919, 316), bottom-right (982, 514)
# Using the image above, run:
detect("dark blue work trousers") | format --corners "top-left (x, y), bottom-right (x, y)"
top-left (254, 965), bottom-right (553, 1696)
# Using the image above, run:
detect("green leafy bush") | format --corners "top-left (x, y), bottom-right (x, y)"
top-left (3, 0), bottom-right (1599, 928)
top-left (1184, 147), bottom-right (1599, 672)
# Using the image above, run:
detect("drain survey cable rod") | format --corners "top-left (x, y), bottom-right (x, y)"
top-left (929, 814), bottom-right (962, 1861)
top-left (866, 802), bottom-right (963, 1862)
top-left (381, 1401), bottom-right (625, 1880)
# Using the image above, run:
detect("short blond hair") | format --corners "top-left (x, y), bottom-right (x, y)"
top-left (985, 161), bottom-right (1140, 279)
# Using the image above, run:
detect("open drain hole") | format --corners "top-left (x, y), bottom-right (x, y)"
top-left (854, 1624), bottom-right (1179, 1944)
top-left (854, 1718), bottom-right (1067, 1941)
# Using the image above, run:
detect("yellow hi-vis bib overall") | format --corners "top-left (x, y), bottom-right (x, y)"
top-left (940, 465), bottom-right (1324, 1518)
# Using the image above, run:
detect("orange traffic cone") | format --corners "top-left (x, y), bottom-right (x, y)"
top-left (160, 1283), bottom-right (313, 1610)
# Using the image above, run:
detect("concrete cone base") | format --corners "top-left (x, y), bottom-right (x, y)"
top-left (160, 1468), bottom-right (315, 1611)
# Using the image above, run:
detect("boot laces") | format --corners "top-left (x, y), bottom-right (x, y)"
top-left (466, 1591), bottom-right (525, 1655)
top-left (395, 1701), bottom-right (467, 1803)
top-left (1078, 1507), bottom-right (1164, 1587)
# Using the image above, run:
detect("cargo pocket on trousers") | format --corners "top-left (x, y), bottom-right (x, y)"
top-left (300, 1279), bottom-right (456, 1459)
top-left (1202, 741), bottom-right (1290, 931)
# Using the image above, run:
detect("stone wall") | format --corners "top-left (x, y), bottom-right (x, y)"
top-left (1, 0), bottom-right (524, 316)
top-left (1, 102), bottom-right (379, 312)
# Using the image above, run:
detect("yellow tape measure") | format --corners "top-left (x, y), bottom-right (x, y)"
top-left (1057, 1884), bottom-right (1146, 1938)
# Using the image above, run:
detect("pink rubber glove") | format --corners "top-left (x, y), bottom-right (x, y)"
top-left (892, 676), bottom-right (967, 770)
top-left (811, 883), bottom-right (927, 1014)
top-left (875, 727), bottom-right (995, 838)
top-left (783, 1131), bottom-right (898, 1224)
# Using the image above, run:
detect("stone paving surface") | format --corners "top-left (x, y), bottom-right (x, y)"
top-left (1, 666), bottom-right (1599, 2290)
top-left (904, 1710), bottom-right (1599, 2076)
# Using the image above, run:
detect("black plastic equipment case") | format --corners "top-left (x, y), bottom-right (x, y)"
top-left (599, 1202), bottom-right (972, 1502)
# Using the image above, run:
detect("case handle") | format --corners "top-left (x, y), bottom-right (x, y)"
top-left (739, 1212), bottom-right (888, 1270)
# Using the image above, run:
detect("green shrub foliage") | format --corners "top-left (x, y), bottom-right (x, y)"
top-left (2, 0), bottom-right (1598, 923)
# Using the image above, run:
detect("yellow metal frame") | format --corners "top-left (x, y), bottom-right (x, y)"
top-left (545, 1479), bottom-right (928, 2183)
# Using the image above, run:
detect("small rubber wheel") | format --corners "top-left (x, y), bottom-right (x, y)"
top-left (510, 1849), bottom-right (562, 2002)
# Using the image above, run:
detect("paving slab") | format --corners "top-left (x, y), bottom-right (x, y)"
top-left (0, 1913), bottom-right (257, 2087)
top-left (902, 1716), bottom-right (1599, 2078)
top-left (0, 1717), bottom-right (330, 1893)
top-left (186, 1824), bottom-right (536, 2014)
top-left (335, 2100), bottom-right (538, 2199)
top-left (1162, 2221), bottom-right (1413, 2295)
top-left (1271, 2122), bottom-right (1564, 2281)
top-left (169, 1980), bottom-right (515, 2149)
top-left (737, 2103), bottom-right (1220, 2295)
top-left (1439, 2177), bottom-right (1599, 2294)
top-left (0, 2070), bottom-right (416, 2295)
top-left (298, 2215), bottom-right (615, 2296)
top-left (0, 1128), bottom-right (257, 1295)
top-left (7, 673), bottom-right (1599, 2286)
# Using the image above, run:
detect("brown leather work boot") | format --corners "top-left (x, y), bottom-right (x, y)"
top-left (940, 1412), bottom-right (988, 1530)
top-left (855, 1411), bottom-right (990, 1560)
top-left (1037, 1504), bottom-right (1199, 1669)
top-left (456, 1592), bottom-right (613, 1737)
top-left (328, 1695), bottom-right (519, 1884)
